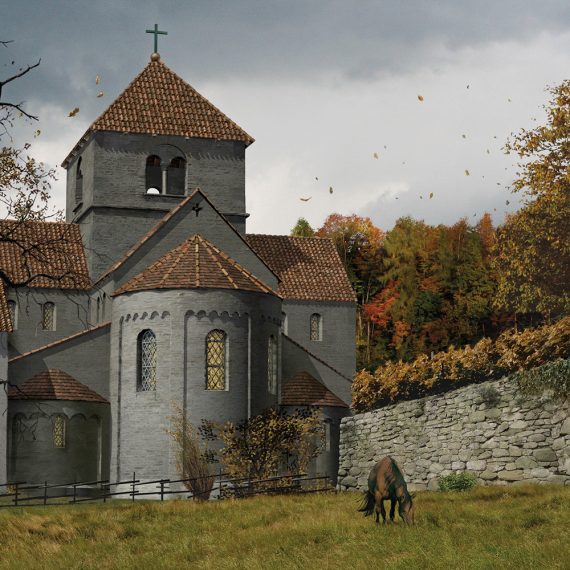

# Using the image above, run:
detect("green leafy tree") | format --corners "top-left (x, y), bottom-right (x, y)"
top-left (494, 80), bottom-right (570, 316)
top-left (290, 217), bottom-right (315, 237)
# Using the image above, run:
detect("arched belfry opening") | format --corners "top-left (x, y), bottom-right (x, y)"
top-left (145, 155), bottom-right (162, 194)
top-left (168, 156), bottom-right (186, 195)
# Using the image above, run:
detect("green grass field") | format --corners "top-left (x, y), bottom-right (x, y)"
top-left (1, 484), bottom-right (569, 569)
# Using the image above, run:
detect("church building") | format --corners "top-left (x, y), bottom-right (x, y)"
top-left (0, 50), bottom-right (356, 488)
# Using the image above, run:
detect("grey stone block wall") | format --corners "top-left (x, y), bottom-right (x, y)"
top-left (110, 288), bottom-right (281, 481)
top-left (282, 300), bottom-right (356, 380)
top-left (7, 289), bottom-right (90, 358)
top-left (7, 401), bottom-right (110, 485)
top-left (0, 332), bottom-right (8, 483)
top-left (338, 376), bottom-right (570, 491)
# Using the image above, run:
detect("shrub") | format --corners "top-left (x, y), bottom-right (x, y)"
top-left (352, 317), bottom-right (570, 411)
top-left (438, 472), bottom-right (478, 492)
top-left (512, 358), bottom-right (570, 400)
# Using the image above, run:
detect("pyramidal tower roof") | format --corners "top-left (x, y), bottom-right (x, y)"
top-left (63, 56), bottom-right (254, 167)
top-left (113, 234), bottom-right (279, 297)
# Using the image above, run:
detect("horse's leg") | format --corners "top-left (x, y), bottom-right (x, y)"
top-left (375, 503), bottom-right (380, 525)
top-left (380, 500), bottom-right (387, 525)
top-left (390, 499), bottom-right (396, 523)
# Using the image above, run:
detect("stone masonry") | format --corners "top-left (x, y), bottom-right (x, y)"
top-left (338, 375), bottom-right (570, 491)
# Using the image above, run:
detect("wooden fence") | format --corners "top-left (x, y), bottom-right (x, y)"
top-left (0, 472), bottom-right (335, 508)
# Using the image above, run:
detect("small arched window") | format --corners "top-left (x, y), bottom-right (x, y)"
top-left (53, 415), bottom-right (66, 448)
top-left (137, 329), bottom-right (157, 391)
top-left (145, 155), bottom-right (162, 194)
top-left (75, 157), bottom-right (83, 203)
top-left (7, 300), bottom-right (17, 330)
top-left (42, 302), bottom-right (55, 331)
top-left (206, 329), bottom-right (227, 390)
top-left (310, 313), bottom-right (322, 341)
top-left (168, 156), bottom-right (186, 196)
top-left (268, 335), bottom-right (277, 394)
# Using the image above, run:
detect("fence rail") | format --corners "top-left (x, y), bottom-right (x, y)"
top-left (0, 471), bottom-right (335, 508)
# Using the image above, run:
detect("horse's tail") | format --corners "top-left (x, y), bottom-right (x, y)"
top-left (358, 489), bottom-right (375, 517)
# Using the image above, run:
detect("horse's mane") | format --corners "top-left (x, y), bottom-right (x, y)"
top-left (387, 456), bottom-right (412, 503)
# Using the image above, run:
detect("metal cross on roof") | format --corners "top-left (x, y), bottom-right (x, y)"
top-left (146, 24), bottom-right (168, 54)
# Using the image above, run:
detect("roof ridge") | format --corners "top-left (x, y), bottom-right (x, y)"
top-left (281, 333), bottom-right (352, 383)
top-left (9, 321), bottom-right (111, 363)
top-left (201, 238), bottom-right (238, 290)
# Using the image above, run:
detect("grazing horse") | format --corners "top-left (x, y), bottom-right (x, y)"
top-left (358, 456), bottom-right (415, 525)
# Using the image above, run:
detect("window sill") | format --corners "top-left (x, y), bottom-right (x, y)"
top-left (73, 201), bottom-right (83, 213)
top-left (143, 193), bottom-right (186, 199)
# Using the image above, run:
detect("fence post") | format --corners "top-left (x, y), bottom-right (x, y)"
top-left (14, 482), bottom-right (19, 507)
top-left (44, 481), bottom-right (48, 506)
top-left (132, 472), bottom-right (136, 503)
top-left (160, 480), bottom-right (164, 502)
top-left (218, 468), bottom-right (222, 500)
top-left (73, 482), bottom-right (77, 504)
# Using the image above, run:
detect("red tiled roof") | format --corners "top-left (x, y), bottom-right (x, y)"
top-left (0, 283), bottom-right (12, 332)
top-left (0, 220), bottom-right (90, 289)
top-left (246, 235), bottom-right (356, 302)
top-left (281, 371), bottom-right (348, 408)
top-left (113, 234), bottom-right (279, 297)
top-left (63, 58), bottom-right (253, 167)
top-left (8, 369), bottom-right (108, 403)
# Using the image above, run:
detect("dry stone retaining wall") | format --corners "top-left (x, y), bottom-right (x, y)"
top-left (338, 377), bottom-right (570, 491)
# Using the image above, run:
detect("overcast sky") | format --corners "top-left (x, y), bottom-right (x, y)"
top-left (2, 1), bottom-right (569, 234)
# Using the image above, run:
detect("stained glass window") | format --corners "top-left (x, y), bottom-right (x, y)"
top-left (206, 329), bottom-right (227, 390)
top-left (268, 335), bottom-right (277, 394)
top-left (7, 300), bottom-right (16, 329)
top-left (42, 302), bottom-right (55, 331)
top-left (310, 313), bottom-right (321, 341)
top-left (137, 329), bottom-right (157, 391)
top-left (53, 415), bottom-right (66, 448)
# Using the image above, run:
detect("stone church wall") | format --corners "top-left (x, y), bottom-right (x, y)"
top-left (338, 376), bottom-right (570, 491)
top-left (0, 332), bottom-right (8, 483)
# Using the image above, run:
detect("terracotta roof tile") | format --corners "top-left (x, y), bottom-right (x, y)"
top-left (0, 220), bottom-right (90, 289)
top-left (63, 58), bottom-right (253, 167)
top-left (8, 369), bottom-right (108, 403)
top-left (113, 234), bottom-right (279, 297)
top-left (246, 235), bottom-right (356, 302)
top-left (281, 371), bottom-right (348, 408)
top-left (0, 283), bottom-right (12, 332)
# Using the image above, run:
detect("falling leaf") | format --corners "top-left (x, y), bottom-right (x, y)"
top-left (33, 129), bottom-right (40, 138)
top-left (417, 94), bottom-right (424, 102)
top-left (373, 152), bottom-right (379, 159)
top-left (473, 213), bottom-right (477, 217)
top-left (462, 134), bottom-right (466, 139)
top-left (466, 84), bottom-right (470, 89)
top-left (420, 195), bottom-right (423, 199)
top-left (465, 169), bottom-right (470, 176)
top-left (329, 186), bottom-right (333, 194)
top-left (402, 161), bottom-right (406, 165)
top-left (506, 200), bottom-right (510, 205)
top-left (315, 177), bottom-right (318, 181)
top-left (496, 182), bottom-right (501, 186)
top-left (17, 111), bottom-right (23, 118)
top-left (493, 208), bottom-right (497, 211)
top-left (97, 91), bottom-right (104, 98)
top-left (300, 197), bottom-right (312, 202)
top-left (486, 149), bottom-right (490, 154)
top-left (508, 98), bottom-right (512, 102)
top-left (395, 197), bottom-right (399, 200)
top-left (429, 192), bottom-right (434, 199)
top-left (383, 145), bottom-right (387, 149)
top-left (96, 75), bottom-right (101, 85)
top-left (68, 107), bottom-right (80, 117)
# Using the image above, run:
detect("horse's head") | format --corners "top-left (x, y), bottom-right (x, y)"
top-left (399, 494), bottom-right (416, 525)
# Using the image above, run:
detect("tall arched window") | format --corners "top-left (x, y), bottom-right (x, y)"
top-left (206, 329), bottom-right (227, 390)
top-left (145, 155), bottom-right (162, 194)
top-left (42, 302), bottom-right (55, 331)
top-left (53, 415), bottom-right (66, 448)
top-left (7, 300), bottom-right (17, 330)
top-left (268, 335), bottom-right (277, 394)
top-left (168, 156), bottom-right (186, 196)
top-left (75, 157), bottom-right (83, 203)
top-left (310, 313), bottom-right (322, 341)
top-left (137, 329), bottom-right (157, 391)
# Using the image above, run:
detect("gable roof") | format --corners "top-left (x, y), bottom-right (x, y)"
top-left (94, 189), bottom-right (278, 287)
top-left (113, 234), bottom-right (279, 298)
top-left (246, 235), bottom-right (356, 302)
top-left (0, 220), bottom-right (91, 290)
top-left (8, 368), bottom-right (108, 403)
top-left (62, 57), bottom-right (254, 167)
top-left (281, 371), bottom-right (348, 408)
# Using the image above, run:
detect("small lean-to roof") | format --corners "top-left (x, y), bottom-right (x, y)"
top-left (62, 57), bottom-right (254, 167)
top-left (281, 371), bottom-right (348, 408)
top-left (113, 234), bottom-right (279, 298)
top-left (0, 220), bottom-right (90, 289)
top-left (8, 369), bottom-right (108, 403)
top-left (246, 235), bottom-right (356, 302)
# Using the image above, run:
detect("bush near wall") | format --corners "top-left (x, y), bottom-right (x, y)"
top-left (352, 317), bottom-right (570, 411)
